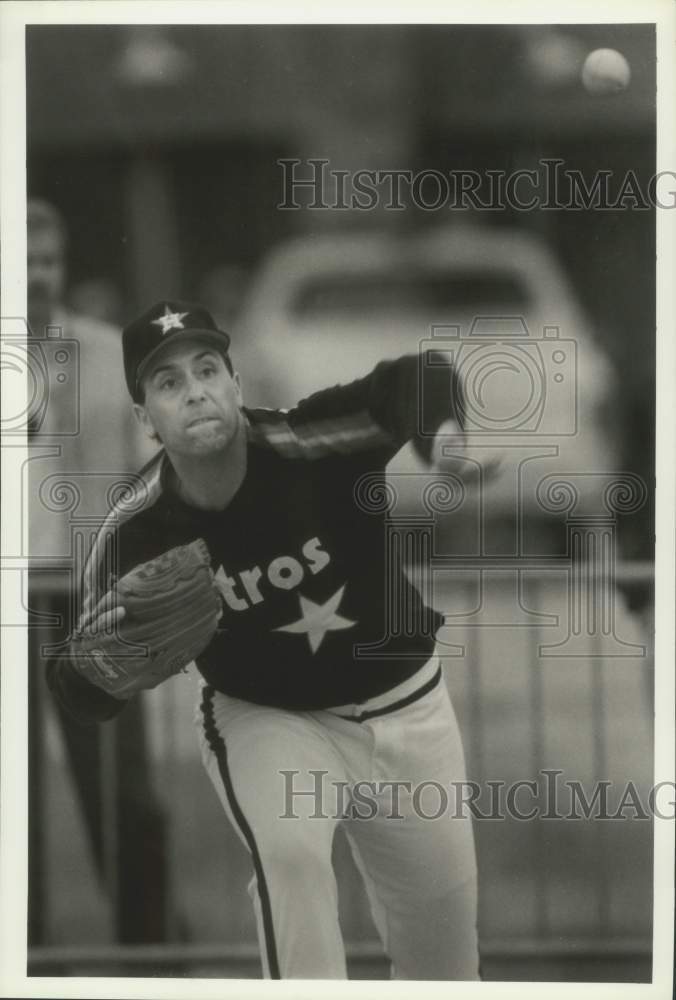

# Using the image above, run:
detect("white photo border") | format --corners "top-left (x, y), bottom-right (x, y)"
top-left (1, 2), bottom-right (674, 998)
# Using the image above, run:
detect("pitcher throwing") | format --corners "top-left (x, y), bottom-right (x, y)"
top-left (48, 300), bottom-right (480, 980)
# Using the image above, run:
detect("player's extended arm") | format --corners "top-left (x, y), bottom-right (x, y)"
top-left (248, 352), bottom-right (465, 464)
top-left (366, 352), bottom-right (464, 462)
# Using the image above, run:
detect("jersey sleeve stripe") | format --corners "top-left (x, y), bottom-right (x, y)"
top-left (247, 409), bottom-right (393, 458)
top-left (77, 451), bottom-right (166, 624)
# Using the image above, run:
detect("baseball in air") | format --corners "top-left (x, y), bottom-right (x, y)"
top-left (581, 48), bottom-right (631, 95)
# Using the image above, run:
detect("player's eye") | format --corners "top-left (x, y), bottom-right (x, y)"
top-left (159, 376), bottom-right (178, 391)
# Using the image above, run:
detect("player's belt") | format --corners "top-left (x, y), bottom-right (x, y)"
top-left (327, 658), bottom-right (442, 723)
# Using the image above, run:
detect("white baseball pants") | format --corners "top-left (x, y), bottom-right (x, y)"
top-left (196, 655), bottom-right (479, 980)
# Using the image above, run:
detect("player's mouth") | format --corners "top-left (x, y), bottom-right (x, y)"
top-left (187, 416), bottom-right (220, 428)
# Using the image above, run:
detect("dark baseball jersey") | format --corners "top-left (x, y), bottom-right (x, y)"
top-left (47, 353), bottom-right (461, 722)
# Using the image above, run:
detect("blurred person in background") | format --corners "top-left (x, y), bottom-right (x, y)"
top-left (27, 198), bottom-right (169, 944)
top-left (27, 198), bottom-right (68, 336)
top-left (27, 198), bottom-right (155, 499)
top-left (68, 277), bottom-right (125, 327)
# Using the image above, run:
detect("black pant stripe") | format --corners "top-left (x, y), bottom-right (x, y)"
top-left (200, 685), bottom-right (281, 979)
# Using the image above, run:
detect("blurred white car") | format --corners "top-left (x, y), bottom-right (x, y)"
top-left (234, 224), bottom-right (617, 520)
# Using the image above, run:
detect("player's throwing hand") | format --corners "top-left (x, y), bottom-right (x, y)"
top-left (430, 418), bottom-right (505, 483)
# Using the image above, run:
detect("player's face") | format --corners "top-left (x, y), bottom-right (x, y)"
top-left (134, 341), bottom-right (244, 458)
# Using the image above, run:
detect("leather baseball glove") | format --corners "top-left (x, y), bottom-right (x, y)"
top-left (70, 538), bottom-right (222, 699)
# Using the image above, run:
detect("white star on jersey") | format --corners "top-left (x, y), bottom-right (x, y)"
top-left (274, 585), bottom-right (356, 654)
top-left (151, 305), bottom-right (189, 335)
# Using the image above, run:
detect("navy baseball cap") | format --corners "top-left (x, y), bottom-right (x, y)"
top-left (123, 300), bottom-right (231, 401)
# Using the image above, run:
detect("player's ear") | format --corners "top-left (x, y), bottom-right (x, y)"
top-left (232, 370), bottom-right (243, 406)
top-left (133, 403), bottom-right (159, 442)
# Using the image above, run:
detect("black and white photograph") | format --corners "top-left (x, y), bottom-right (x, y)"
top-left (0, 2), bottom-right (674, 997)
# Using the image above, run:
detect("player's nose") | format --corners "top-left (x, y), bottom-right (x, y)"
top-left (184, 373), bottom-right (207, 402)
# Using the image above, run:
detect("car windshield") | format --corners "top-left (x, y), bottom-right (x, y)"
top-left (291, 272), bottom-right (530, 319)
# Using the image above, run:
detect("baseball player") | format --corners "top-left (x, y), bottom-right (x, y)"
top-left (47, 301), bottom-right (480, 980)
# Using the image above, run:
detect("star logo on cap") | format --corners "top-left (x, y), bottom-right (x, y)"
top-left (151, 305), bottom-right (189, 335)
